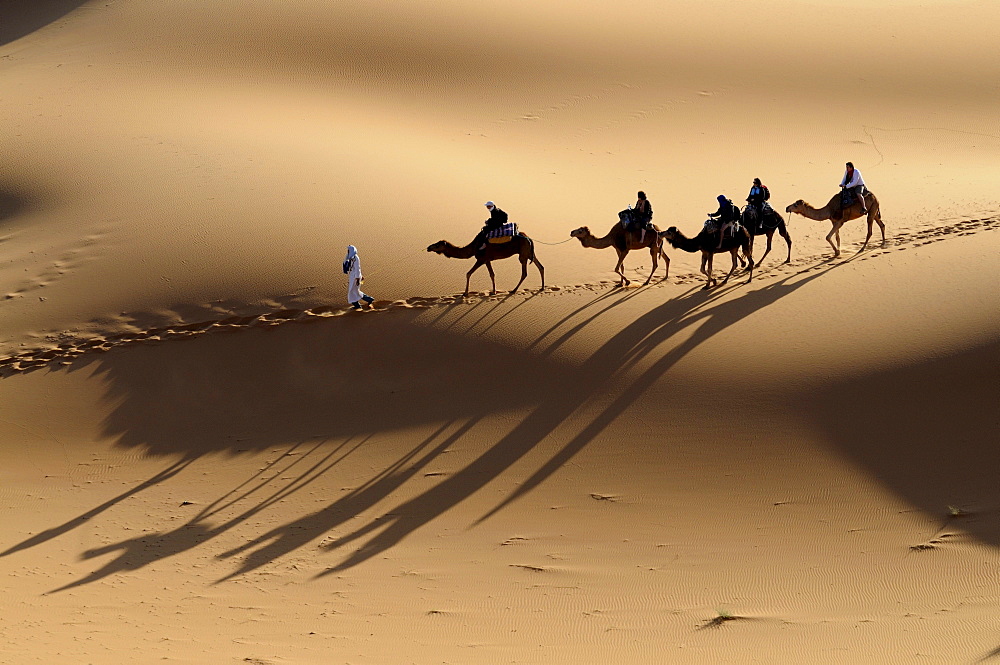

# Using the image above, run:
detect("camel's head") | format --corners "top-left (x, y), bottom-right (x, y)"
top-left (785, 200), bottom-right (805, 214)
top-left (427, 241), bottom-right (447, 254)
top-left (661, 226), bottom-right (679, 241)
top-left (570, 226), bottom-right (590, 240)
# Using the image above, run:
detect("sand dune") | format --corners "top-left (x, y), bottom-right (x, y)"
top-left (2, 1), bottom-right (1000, 663)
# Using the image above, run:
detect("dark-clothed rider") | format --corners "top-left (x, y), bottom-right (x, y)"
top-left (747, 178), bottom-right (770, 210)
top-left (484, 201), bottom-right (508, 232)
top-left (707, 194), bottom-right (739, 249)
top-left (477, 200), bottom-right (509, 248)
top-left (631, 190), bottom-right (653, 241)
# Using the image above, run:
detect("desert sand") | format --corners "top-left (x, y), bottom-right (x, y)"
top-left (1, 1), bottom-right (999, 663)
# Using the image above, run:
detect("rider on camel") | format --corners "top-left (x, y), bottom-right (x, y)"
top-left (478, 201), bottom-right (509, 248)
top-left (746, 178), bottom-right (770, 223)
top-left (707, 194), bottom-right (739, 249)
top-left (840, 162), bottom-right (868, 215)
top-left (631, 190), bottom-right (653, 242)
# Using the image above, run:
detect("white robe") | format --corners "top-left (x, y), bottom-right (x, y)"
top-left (347, 255), bottom-right (367, 304)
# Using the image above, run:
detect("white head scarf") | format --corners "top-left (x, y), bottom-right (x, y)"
top-left (343, 245), bottom-right (358, 275)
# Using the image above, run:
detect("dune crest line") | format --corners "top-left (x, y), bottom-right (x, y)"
top-left (1, 214), bottom-right (995, 376)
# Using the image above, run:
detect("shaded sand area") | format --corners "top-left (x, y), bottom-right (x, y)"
top-left (2, 1), bottom-right (1000, 663)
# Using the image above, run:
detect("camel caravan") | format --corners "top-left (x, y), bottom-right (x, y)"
top-left (428, 164), bottom-right (885, 294)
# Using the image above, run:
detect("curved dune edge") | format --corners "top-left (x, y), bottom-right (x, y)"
top-left (2, 214), bottom-right (994, 376)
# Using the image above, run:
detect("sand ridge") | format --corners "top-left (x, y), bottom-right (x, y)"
top-left (2, 212), bottom-right (996, 377)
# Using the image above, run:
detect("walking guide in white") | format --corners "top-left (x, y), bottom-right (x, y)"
top-left (343, 245), bottom-right (375, 309)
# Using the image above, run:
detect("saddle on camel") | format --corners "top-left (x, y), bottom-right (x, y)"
top-left (785, 189), bottom-right (884, 258)
top-left (484, 222), bottom-right (519, 244)
top-left (618, 207), bottom-right (655, 242)
top-left (427, 214), bottom-right (545, 296)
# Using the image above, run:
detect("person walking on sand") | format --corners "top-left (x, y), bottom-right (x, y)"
top-left (840, 161), bottom-right (868, 215)
top-left (343, 245), bottom-right (374, 309)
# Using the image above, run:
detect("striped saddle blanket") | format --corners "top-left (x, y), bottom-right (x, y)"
top-left (487, 223), bottom-right (518, 243)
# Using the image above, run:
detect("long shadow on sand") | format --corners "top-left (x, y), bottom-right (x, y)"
top-left (11, 259), bottom-right (855, 589)
top-left (203, 265), bottom-right (835, 580)
top-left (0, 1), bottom-right (90, 47)
top-left (312, 268), bottom-right (836, 576)
top-left (0, 189), bottom-right (28, 223)
top-left (804, 338), bottom-right (1000, 546)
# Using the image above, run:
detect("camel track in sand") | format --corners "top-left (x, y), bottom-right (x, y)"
top-left (1, 214), bottom-right (996, 377)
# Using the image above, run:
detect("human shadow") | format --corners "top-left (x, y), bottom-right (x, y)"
top-left (803, 338), bottom-right (1000, 547)
top-left (0, 0), bottom-right (90, 47)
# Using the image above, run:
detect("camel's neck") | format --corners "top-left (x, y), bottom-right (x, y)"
top-left (666, 231), bottom-right (702, 253)
top-left (579, 229), bottom-right (617, 249)
top-left (438, 240), bottom-right (478, 259)
top-left (794, 203), bottom-right (831, 221)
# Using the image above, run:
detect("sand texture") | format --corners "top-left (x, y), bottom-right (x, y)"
top-left (2, 1), bottom-right (1000, 663)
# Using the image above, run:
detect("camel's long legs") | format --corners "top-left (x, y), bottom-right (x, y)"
top-left (510, 258), bottom-right (528, 294)
top-left (826, 222), bottom-right (844, 257)
top-left (485, 262), bottom-right (497, 293)
top-left (614, 249), bottom-right (629, 287)
top-left (533, 255), bottom-right (545, 291)
top-left (756, 232), bottom-right (774, 266)
top-left (643, 244), bottom-right (658, 286)
top-left (719, 248), bottom-right (739, 285)
top-left (780, 226), bottom-right (792, 263)
top-left (464, 260), bottom-right (484, 296)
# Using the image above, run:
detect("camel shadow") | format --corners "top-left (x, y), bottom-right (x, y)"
top-left (0, 458), bottom-right (193, 560)
top-left (308, 267), bottom-right (836, 575)
top-left (44, 432), bottom-right (414, 593)
top-left (3, 309), bottom-right (580, 590)
top-left (12, 260), bottom-right (839, 588)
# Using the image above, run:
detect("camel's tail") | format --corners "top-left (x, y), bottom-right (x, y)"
top-left (523, 233), bottom-right (536, 264)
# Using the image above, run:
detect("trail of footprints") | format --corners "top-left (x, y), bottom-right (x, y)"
top-left (1, 215), bottom-right (996, 376)
top-left (4, 229), bottom-right (107, 302)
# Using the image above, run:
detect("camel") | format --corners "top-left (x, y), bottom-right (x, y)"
top-left (740, 205), bottom-right (792, 265)
top-left (785, 190), bottom-right (884, 258)
top-left (569, 223), bottom-right (670, 287)
top-left (660, 224), bottom-right (754, 289)
top-left (427, 233), bottom-right (544, 297)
